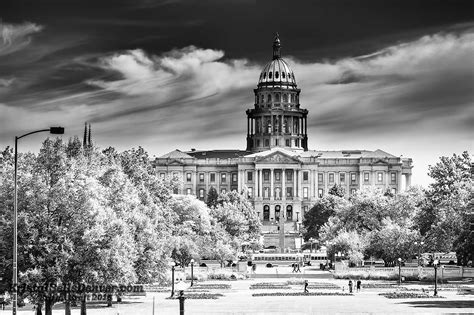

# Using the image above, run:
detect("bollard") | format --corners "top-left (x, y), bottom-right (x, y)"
top-left (179, 290), bottom-right (185, 315)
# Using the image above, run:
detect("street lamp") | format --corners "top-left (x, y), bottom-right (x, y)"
top-left (398, 258), bottom-right (402, 286)
top-left (169, 261), bottom-right (176, 297)
top-left (433, 259), bottom-right (439, 296)
top-left (12, 126), bottom-right (65, 315)
top-left (414, 241), bottom-right (424, 266)
top-left (190, 259), bottom-right (195, 287)
top-left (309, 238), bottom-right (315, 253)
top-left (175, 281), bottom-right (189, 315)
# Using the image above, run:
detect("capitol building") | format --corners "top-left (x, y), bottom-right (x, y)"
top-left (154, 34), bottom-right (413, 250)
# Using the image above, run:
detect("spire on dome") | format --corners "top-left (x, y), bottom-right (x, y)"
top-left (272, 32), bottom-right (281, 60)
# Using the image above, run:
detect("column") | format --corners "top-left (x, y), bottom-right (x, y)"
top-left (293, 169), bottom-right (297, 197)
top-left (324, 172), bottom-right (328, 195)
top-left (385, 171), bottom-right (389, 189)
top-left (205, 171), bottom-right (209, 196)
top-left (238, 169), bottom-right (242, 193)
top-left (314, 169), bottom-right (319, 198)
top-left (193, 169), bottom-right (198, 196)
top-left (398, 171), bottom-right (403, 193)
top-left (259, 169), bottom-right (263, 197)
top-left (270, 168), bottom-right (274, 199)
top-left (247, 117), bottom-right (250, 136)
top-left (297, 170), bottom-right (302, 198)
top-left (310, 169), bottom-right (315, 198)
top-left (304, 115), bottom-right (308, 135)
top-left (405, 174), bottom-right (411, 190)
top-left (282, 168), bottom-right (286, 201)
top-left (359, 172), bottom-right (363, 190)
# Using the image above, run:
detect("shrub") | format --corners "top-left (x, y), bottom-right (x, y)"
top-left (252, 292), bottom-right (353, 297)
top-left (379, 292), bottom-right (445, 299)
top-left (167, 293), bottom-right (223, 300)
top-left (193, 284), bottom-right (231, 290)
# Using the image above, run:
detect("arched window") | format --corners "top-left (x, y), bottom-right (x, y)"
top-left (283, 94), bottom-right (288, 103)
top-left (282, 72), bottom-right (286, 79)
top-left (261, 95), bottom-right (264, 103)
top-left (263, 205), bottom-right (270, 221)
top-left (267, 94), bottom-right (272, 102)
top-left (288, 73), bottom-right (291, 80)
top-left (286, 205), bottom-right (293, 221)
top-left (269, 72), bottom-right (272, 79)
top-left (263, 72), bottom-right (266, 79)
top-left (275, 205), bottom-right (281, 221)
top-left (275, 93), bottom-right (280, 102)
top-left (275, 71), bottom-right (279, 79)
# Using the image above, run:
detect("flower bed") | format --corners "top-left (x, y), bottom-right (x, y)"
top-left (250, 285), bottom-right (291, 290)
top-left (167, 293), bottom-right (223, 300)
top-left (362, 283), bottom-right (402, 289)
top-left (307, 284), bottom-right (341, 289)
top-left (192, 284), bottom-right (231, 290)
top-left (252, 292), bottom-right (352, 297)
top-left (379, 292), bottom-right (445, 299)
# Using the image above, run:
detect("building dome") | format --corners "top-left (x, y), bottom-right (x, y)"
top-left (258, 58), bottom-right (296, 86)
top-left (257, 33), bottom-right (297, 87)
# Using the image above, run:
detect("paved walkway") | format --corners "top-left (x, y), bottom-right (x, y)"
top-left (3, 279), bottom-right (474, 314)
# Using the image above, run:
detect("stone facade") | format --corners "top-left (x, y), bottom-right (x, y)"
top-left (153, 34), bottom-right (413, 251)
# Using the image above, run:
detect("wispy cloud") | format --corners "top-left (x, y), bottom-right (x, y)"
top-left (0, 21), bottom-right (43, 56)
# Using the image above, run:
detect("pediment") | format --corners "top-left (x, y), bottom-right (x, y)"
top-left (372, 159), bottom-right (389, 165)
top-left (167, 159), bottom-right (186, 166)
top-left (257, 152), bottom-right (300, 164)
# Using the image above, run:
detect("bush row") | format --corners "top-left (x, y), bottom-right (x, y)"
top-left (252, 292), bottom-right (353, 297)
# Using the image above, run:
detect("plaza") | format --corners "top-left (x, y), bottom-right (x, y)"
top-left (2, 270), bottom-right (473, 315)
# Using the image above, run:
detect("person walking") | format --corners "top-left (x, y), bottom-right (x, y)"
top-left (348, 280), bottom-right (353, 293)
top-left (291, 263), bottom-right (296, 273)
top-left (304, 280), bottom-right (309, 293)
top-left (296, 261), bottom-right (301, 273)
top-left (356, 279), bottom-right (361, 292)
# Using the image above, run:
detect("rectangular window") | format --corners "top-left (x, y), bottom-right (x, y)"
top-left (186, 173), bottom-right (192, 182)
top-left (275, 171), bottom-right (281, 181)
top-left (364, 172), bottom-right (369, 183)
top-left (351, 188), bottom-right (356, 195)
top-left (303, 206), bottom-right (308, 215)
top-left (199, 173), bottom-right (204, 183)
top-left (378, 172), bottom-right (383, 182)
top-left (210, 173), bottom-right (216, 182)
top-left (286, 170), bottom-right (293, 181)
top-left (247, 171), bottom-right (253, 182)
top-left (263, 171), bottom-right (270, 181)
top-left (199, 189), bottom-right (205, 199)
top-left (248, 187), bottom-right (253, 198)
top-left (303, 171), bottom-right (309, 182)
top-left (329, 173), bottom-right (334, 184)
top-left (303, 187), bottom-right (308, 199)
top-left (318, 188), bottom-right (323, 198)
top-left (221, 173), bottom-right (227, 184)
top-left (340, 173), bottom-right (345, 184)
top-left (160, 173), bottom-right (165, 179)
top-left (221, 188), bottom-right (226, 194)
top-left (391, 172), bottom-right (396, 184)
top-left (391, 188), bottom-right (397, 195)
top-left (286, 187), bottom-right (293, 198)
top-left (285, 139), bottom-right (290, 146)
top-left (186, 188), bottom-right (192, 195)
top-left (351, 173), bottom-right (356, 184)
top-left (275, 139), bottom-right (279, 146)
top-left (318, 173), bottom-right (323, 184)
top-left (264, 139), bottom-right (269, 147)
top-left (232, 173), bottom-right (237, 183)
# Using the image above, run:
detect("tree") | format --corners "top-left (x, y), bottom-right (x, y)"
top-left (302, 195), bottom-right (348, 240)
top-left (206, 187), bottom-right (219, 208)
top-left (328, 184), bottom-right (345, 198)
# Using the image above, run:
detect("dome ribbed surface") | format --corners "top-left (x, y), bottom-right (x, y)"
top-left (258, 58), bottom-right (296, 86)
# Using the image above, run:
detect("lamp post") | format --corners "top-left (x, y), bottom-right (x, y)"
top-left (175, 281), bottom-right (188, 315)
top-left (309, 238), bottom-right (315, 253)
top-left (190, 259), bottom-right (195, 287)
top-left (433, 259), bottom-right (439, 296)
top-left (398, 258), bottom-right (402, 286)
top-left (12, 127), bottom-right (65, 315)
top-left (169, 261), bottom-right (176, 297)
top-left (414, 241), bottom-right (424, 266)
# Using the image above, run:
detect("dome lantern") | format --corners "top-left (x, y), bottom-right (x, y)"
top-left (273, 32), bottom-right (281, 60)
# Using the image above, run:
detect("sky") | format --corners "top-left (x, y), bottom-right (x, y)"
top-left (0, 0), bottom-right (473, 187)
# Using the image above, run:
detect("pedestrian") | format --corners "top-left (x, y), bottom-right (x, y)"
top-left (348, 280), bottom-right (353, 293)
top-left (304, 280), bottom-right (309, 293)
top-left (356, 279), bottom-right (361, 292)
top-left (252, 263), bottom-right (257, 274)
top-left (291, 263), bottom-right (295, 273)
top-left (296, 261), bottom-right (301, 273)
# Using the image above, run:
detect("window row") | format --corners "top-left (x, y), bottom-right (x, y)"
top-left (161, 172), bottom-right (238, 184)
top-left (262, 205), bottom-right (294, 221)
top-left (261, 71), bottom-right (294, 81)
top-left (256, 93), bottom-right (299, 104)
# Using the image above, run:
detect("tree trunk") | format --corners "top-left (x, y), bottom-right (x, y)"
top-left (80, 295), bottom-right (87, 315)
top-left (36, 303), bottom-right (43, 315)
top-left (117, 294), bottom-right (122, 303)
top-left (65, 300), bottom-right (71, 315)
top-left (107, 294), bottom-right (112, 307)
top-left (45, 298), bottom-right (54, 315)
